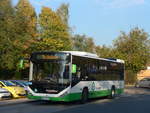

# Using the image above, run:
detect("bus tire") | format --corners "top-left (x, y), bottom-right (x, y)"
top-left (108, 87), bottom-right (116, 99)
top-left (81, 88), bottom-right (88, 104)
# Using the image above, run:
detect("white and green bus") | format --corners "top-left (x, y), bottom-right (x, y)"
top-left (27, 51), bottom-right (125, 103)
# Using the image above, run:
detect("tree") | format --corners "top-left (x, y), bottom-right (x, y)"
top-left (8, 0), bottom-right (37, 79)
top-left (15, 0), bottom-right (37, 55)
top-left (56, 3), bottom-right (69, 27)
top-left (0, 0), bottom-right (16, 69)
top-left (28, 38), bottom-right (65, 52)
top-left (113, 28), bottom-right (150, 84)
top-left (56, 3), bottom-right (74, 39)
top-left (114, 28), bottom-right (150, 72)
top-left (72, 34), bottom-right (95, 53)
top-left (72, 34), bottom-right (85, 51)
top-left (35, 7), bottom-right (72, 51)
top-left (0, 0), bottom-right (37, 79)
top-left (0, 0), bottom-right (19, 79)
top-left (84, 37), bottom-right (96, 53)
top-left (95, 45), bottom-right (113, 58)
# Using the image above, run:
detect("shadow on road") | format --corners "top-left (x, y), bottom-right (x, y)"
top-left (29, 96), bottom-right (110, 106)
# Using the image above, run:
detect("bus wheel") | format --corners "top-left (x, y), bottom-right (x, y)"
top-left (108, 87), bottom-right (116, 99)
top-left (81, 88), bottom-right (88, 104)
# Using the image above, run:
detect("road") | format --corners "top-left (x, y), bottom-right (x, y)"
top-left (0, 87), bottom-right (150, 113)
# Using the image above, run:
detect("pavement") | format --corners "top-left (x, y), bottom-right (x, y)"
top-left (0, 98), bottom-right (34, 106)
top-left (0, 87), bottom-right (150, 113)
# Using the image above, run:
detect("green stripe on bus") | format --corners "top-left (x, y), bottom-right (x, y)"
top-left (28, 88), bottom-right (124, 102)
top-left (89, 88), bottom-right (124, 98)
top-left (89, 90), bottom-right (110, 98)
top-left (28, 93), bottom-right (81, 102)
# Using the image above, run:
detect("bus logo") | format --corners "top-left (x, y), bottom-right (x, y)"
top-left (91, 82), bottom-right (95, 91)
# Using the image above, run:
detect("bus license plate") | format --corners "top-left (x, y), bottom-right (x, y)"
top-left (42, 97), bottom-right (49, 100)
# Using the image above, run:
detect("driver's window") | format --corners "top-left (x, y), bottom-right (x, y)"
top-left (63, 64), bottom-right (70, 79)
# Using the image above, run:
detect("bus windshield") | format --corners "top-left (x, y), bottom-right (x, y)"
top-left (31, 52), bottom-right (70, 85)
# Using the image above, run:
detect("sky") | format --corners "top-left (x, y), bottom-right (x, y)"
top-left (13, 0), bottom-right (150, 46)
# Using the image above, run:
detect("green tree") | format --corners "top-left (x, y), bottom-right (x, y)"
top-left (0, 0), bottom-right (19, 79)
top-left (0, 0), bottom-right (15, 69)
top-left (72, 34), bottom-right (95, 53)
top-left (95, 45), bottom-right (113, 58)
top-left (114, 28), bottom-right (150, 72)
top-left (84, 37), bottom-right (95, 53)
top-left (35, 7), bottom-right (71, 51)
top-left (113, 28), bottom-right (150, 84)
top-left (72, 34), bottom-right (85, 51)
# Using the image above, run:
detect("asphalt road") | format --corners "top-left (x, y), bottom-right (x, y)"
top-left (0, 87), bottom-right (150, 113)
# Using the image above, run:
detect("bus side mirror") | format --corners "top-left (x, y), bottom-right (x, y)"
top-left (18, 58), bottom-right (29, 69)
top-left (72, 64), bottom-right (77, 73)
top-left (18, 59), bottom-right (25, 69)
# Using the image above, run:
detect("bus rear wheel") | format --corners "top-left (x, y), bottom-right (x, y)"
top-left (108, 87), bottom-right (116, 99)
top-left (81, 88), bottom-right (88, 104)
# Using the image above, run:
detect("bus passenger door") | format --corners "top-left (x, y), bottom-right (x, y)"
top-left (71, 64), bottom-right (81, 86)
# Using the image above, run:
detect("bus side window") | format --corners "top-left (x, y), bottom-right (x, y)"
top-left (76, 67), bottom-right (81, 80)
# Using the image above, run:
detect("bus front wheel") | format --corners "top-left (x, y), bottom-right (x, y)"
top-left (81, 88), bottom-right (88, 104)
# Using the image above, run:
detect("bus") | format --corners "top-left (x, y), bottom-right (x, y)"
top-left (27, 51), bottom-right (125, 103)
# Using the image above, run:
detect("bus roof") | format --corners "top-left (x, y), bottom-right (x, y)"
top-left (62, 51), bottom-right (125, 64)
top-left (31, 51), bottom-right (124, 64)
top-left (63, 51), bottom-right (99, 58)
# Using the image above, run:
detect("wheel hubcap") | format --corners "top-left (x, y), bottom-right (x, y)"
top-left (112, 90), bottom-right (115, 96)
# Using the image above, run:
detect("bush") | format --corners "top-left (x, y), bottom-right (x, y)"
top-left (125, 70), bottom-right (137, 85)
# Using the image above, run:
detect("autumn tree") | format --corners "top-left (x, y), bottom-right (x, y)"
top-left (15, 0), bottom-right (37, 55)
top-left (32, 7), bottom-right (72, 51)
top-left (0, 0), bottom-right (37, 79)
top-left (4, 0), bottom-right (37, 79)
